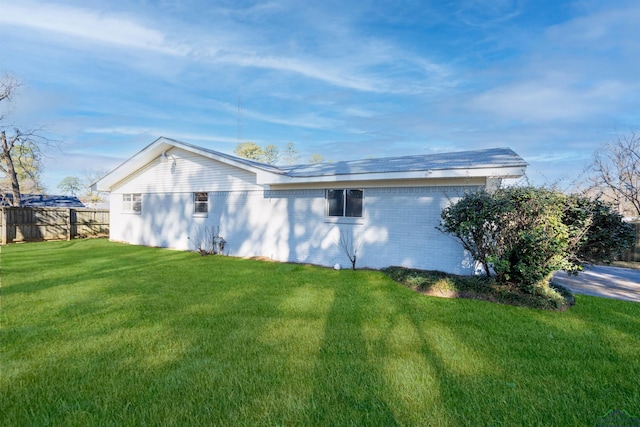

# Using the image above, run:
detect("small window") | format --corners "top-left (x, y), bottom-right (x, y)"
top-left (123, 193), bottom-right (142, 213)
top-left (327, 189), bottom-right (363, 217)
top-left (194, 192), bottom-right (208, 214)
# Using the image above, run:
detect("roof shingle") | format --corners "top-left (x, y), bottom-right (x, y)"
top-left (279, 147), bottom-right (527, 177)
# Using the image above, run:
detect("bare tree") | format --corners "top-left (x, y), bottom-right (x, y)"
top-left (282, 142), bottom-right (299, 165)
top-left (81, 169), bottom-right (109, 203)
top-left (193, 225), bottom-right (226, 255)
top-left (337, 228), bottom-right (363, 270)
top-left (262, 144), bottom-right (279, 165)
top-left (588, 132), bottom-right (640, 217)
top-left (0, 75), bottom-right (51, 206)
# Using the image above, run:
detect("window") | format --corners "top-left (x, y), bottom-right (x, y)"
top-left (194, 192), bottom-right (208, 214)
top-left (327, 189), bottom-right (363, 217)
top-left (123, 193), bottom-right (141, 213)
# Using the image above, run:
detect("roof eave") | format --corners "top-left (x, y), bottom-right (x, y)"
top-left (258, 165), bottom-right (527, 185)
top-left (95, 137), bottom-right (284, 191)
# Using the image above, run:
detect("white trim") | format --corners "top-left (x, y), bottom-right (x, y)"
top-left (258, 166), bottom-right (526, 186)
top-left (95, 137), bottom-right (527, 193)
top-left (268, 177), bottom-right (487, 190)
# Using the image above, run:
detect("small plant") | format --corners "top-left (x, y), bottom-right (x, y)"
top-left (337, 228), bottom-right (362, 270)
top-left (193, 225), bottom-right (226, 255)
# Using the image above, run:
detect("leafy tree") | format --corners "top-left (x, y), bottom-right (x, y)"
top-left (57, 170), bottom-right (109, 203)
top-left (439, 186), bottom-right (634, 293)
top-left (234, 141), bottom-right (326, 166)
top-left (309, 153), bottom-right (325, 164)
top-left (57, 176), bottom-right (82, 196)
top-left (587, 132), bottom-right (640, 216)
top-left (234, 142), bottom-right (264, 161)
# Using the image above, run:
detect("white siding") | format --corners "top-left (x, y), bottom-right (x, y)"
top-left (113, 147), bottom-right (262, 194)
top-left (110, 184), bottom-right (480, 274)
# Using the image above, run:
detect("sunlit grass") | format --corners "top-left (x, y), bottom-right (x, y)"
top-left (1, 239), bottom-right (639, 426)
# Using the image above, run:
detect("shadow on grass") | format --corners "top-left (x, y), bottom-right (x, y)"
top-left (310, 273), bottom-right (399, 426)
top-left (2, 240), bottom-right (640, 425)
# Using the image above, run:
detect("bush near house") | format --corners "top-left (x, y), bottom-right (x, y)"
top-left (439, 186), bottom-right (634, 294)
top-left (383, 267), bottom-right (574, 310)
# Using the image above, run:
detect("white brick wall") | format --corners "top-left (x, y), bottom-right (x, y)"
top-left (110, 185), bottom-right (480, 274)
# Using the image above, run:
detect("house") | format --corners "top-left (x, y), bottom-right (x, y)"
top-left (95, 137), bottom-right (527, 274)
top-left (0, 194), bottom-right (85, 207)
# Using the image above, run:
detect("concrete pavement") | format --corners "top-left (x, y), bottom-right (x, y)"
top-left (553, 265), bottom-right (640, 303)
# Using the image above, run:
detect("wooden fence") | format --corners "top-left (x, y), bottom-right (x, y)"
top-left (0, 208), bottom-right (109, 245)
top-left (619, 222), bottom-right (640, 262)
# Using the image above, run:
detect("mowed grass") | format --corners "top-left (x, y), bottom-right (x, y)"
top-left (1, 239), bottom-right (639, 426)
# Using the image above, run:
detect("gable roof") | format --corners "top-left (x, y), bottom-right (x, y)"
top-left (95, 136), bottom-right (527, 191)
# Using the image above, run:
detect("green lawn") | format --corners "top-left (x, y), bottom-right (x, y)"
top-left (1, 239), bottom-right (639, 426)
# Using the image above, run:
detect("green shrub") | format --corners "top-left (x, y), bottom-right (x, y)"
top-left (439, 186), bottom-right (634, 293)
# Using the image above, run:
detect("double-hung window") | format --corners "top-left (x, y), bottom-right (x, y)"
top-left (194, 192), bottom-right (209, 215)
top-left (327, 189), bottom-right (363, 217)
top-left (123, 193), bottom-right (142, 214)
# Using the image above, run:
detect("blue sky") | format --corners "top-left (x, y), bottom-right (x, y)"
top-left (1, 0), bottom-right (639, 191)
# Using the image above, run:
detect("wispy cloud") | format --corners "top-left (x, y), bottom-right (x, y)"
top-left (469, 79), bottom-right (627, 122)
top-left (452, 0), bottom-right (524, 27)
top-left (4, 0), bottom-right (640, 190)
top-left (464, 1), bottom-right (640, 125)
top-left (1, 1), bottom-right (452, 94)
top-left (83, 126), bottom-right (238, 145)
top-left (545, 2), bottom-right (640, 50)
top-left (0, 2), bottom-right (187, 55)
top-left (209, 100), bottom-right (341, 130)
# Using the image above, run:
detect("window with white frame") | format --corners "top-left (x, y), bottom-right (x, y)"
top-left (194, 192), bottom-right (208, 214)
top-left (326, 189), bottom-right (363, 217)
top-left (123, 193), bottom-right (142, 213)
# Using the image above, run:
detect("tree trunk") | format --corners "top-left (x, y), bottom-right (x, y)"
top-left (1, 131), bottom-right (21, 207)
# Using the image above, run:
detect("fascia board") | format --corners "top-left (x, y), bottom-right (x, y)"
top-left (257, 166), bottom-right (526, 185)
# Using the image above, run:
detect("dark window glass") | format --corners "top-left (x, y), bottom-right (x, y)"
top-left (345, 189), bottom-right (363, 217)
top-left (327, 189), bottom-right (344, 216)
top-left (327, 189), bottom-right (363, 218)
top-left (194, 192), bottom-right (208, 214)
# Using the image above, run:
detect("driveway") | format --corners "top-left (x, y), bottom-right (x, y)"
top-left (553, 266), bottom-right (640, 303)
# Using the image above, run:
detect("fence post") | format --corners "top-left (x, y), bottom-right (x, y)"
top-left (632, 222), bottom-right (640, 262)
top-left (1, 208), bottom-right (6, 245)
top-left (66, 209), bottom-right (72, 240)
